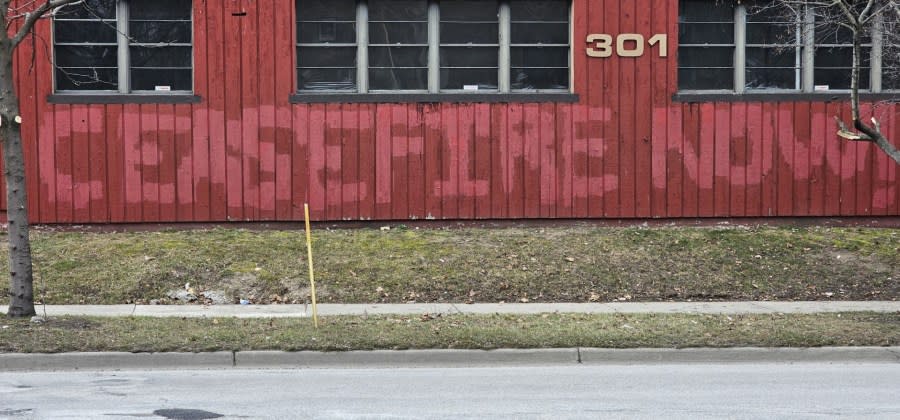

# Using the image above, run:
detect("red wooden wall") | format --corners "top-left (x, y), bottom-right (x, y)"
top-left (4, 0), bottom-right (899, 224)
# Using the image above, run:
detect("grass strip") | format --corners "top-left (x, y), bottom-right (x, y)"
top-left (2, 312), bottom-right (897, 353)
top-left (2, 226), bottom-right (898, 305)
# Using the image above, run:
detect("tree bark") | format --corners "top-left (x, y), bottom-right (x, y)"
top-left (0, 19), bottom-right (35, 317)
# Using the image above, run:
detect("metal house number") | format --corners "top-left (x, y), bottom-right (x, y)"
top-left (586, 34), bottom-right (668, 58)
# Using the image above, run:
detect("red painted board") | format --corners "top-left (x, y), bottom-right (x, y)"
top-left (292, 104), bottom-right (310, 219)
top-left (390, 104), bottom-right (409, 220)
top-left (423, 104), bottom-right (441, 219)
top-left (713, 102), bottom-right (730, 217)
top-left (358, 104), bottom-right (376, 220)
top-left (502, 104), bottom-right (521, 219)
top-left (374, 104), bottom-right (392, 219)
top-left (792, 102), bottom-right (811, 215)
top-left (760, 102), bottom-right (778, 217)
top-left (158, 105), bottom-right (177, 222)
top-left (697, 103), bottom-right (715, 217)
top-left (776, 103), bottom-right (794, 216)
top-left (88, 105), bottom-right (108, 222)
top-left (473, 103), bottom-right (491, 219)
top-left (241, 0), bottom-right (261, 221)
top-left (122, 105), bottom-right (142, 222)
top-left (729, 102), bottom-right (746, 217)
top-left (54, 105), bottom-right (73, 222)
top-left (539, 103), bottom-right (556, 218)
top-left (70, 105), bottom-right (91, 222)
top-left (523, 104), bottom-right (541, 218)
top-left (745, 103), bottom-right (763, 217)
top-left (412, 104), bottom-right (430, 219)
top-left (207, 0), bottom-right (227, 221)
top-left (809, 102), bottom-right (827, 216)
top-left (175, 104), bottom-right (194, 221)
top-left (106, 105), bottom-right (124, 222)
top-left (556, 103), bottom-right (574, 218)
top-left (823, 102), bottom-right (842, 216)
top-left (437, 104), bottom-right (456, 219)
top-left (140, 105), bottom-right (160, 222)
top-left (681, 104), bottom-right (700, 217)
top-left (341, 103), bottom-right (359, 220)
top-left (488, 104), bottom-right (514, 219)
top-left (258, 0), bottom-right (277, 220)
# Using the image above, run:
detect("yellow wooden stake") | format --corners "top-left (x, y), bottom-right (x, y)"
top-left (304, 203), bottom-right (319, 328)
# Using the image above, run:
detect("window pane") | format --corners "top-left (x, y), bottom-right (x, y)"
top-left (130, 46), bottom-right (192, 68)
top-left (442, 0), bottom-right (498, 21)
top-left (369, 0), bottom-right (428, 21)
top-left (297, 0), bottom-right (356, 20)
top-left (299, 68), bottom-right (357, 91)
top-left (510, 0), bottom-right (569, 21)
top-left (679, 47), bottom-right (733, 68)
top-left (679, 23), bottom-right (733, 45)
top-left (815, 47), bottom-right (871, 68)
top-left (679, 0), bottom-right (733, 22)
top-left (440, 23), bottom-right (498, 44)
top-left (441, 68), bottom-right (498, 90)
top-left (130, 0), bottom-right (192, 20)
top-left (814, 68), bottom-right (870, 90)
top-left (55, 0), bottom-right (116, 19)
top-left (746, 68), bottom-right (798, 90)
top-left (370, 68), bottom-right (428, 90)
top-left (441, 0), bottom-right (497, 45)
top-left (130, 21), bottom-right (192, 44)
top-left (746, 47), bottom-right (796, 68)
top-left (511, 23), bottom-right (568, 44)
top-left (511, 47), bottom-right (568, 68)
top-left (55, 45), bottom-right (118, 67)
top-left (369, 22), bottom-right (428, 44)
top-left (678, 68), bottom-right (733, 90)
top-left (441, 47), bottom-right (499, 67)
top-left (54, 20), bottom-right (117, 43)
top-left (369, 46), bottom-right (427, 67)
top-left (298, 47), bottom-right (357, 67)
top-left (746, 23), bottom-right (797, 45)
top-left (56, 67), bottom-right (118, 90)
top-left (511, 68), bottom-right (568, 90)
top-left (130, 69), bottom-right (192, 91)
top-left (298, 22), bottom-right (357, 43)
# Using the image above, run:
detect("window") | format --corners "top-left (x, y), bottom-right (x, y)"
top-left (296, 0), bottom-right (571, 94)
top-left (678, 0), bottom-right (891, 93)
top-left (54, 0), bottom-right (193, 93)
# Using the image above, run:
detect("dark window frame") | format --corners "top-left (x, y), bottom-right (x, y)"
top-left (677, 0), bottom-right (896, 95)
top-left (295, 0), bottom-right (573, 95)
top-left (52, 0), bottom-right (194, 95)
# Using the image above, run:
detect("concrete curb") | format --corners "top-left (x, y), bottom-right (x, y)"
top-left (0, 351), bottom-right (234, 372)
top-left (2, 347), bottom-right (897, 372)
top-left (4, 301), bottom-right (899, 318)
top-left (236, 348), bottom-right (577, 368)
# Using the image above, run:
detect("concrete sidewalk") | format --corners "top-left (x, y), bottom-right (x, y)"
top-left (5, 301), bottom-right (898, 318)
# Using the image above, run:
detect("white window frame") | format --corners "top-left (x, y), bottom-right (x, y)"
top-left (296, 0), bottom-right (572, 94)
top-left (52, 0), bottom-right (194, 94)
top-left (679, 2), bottom-right (892, 94)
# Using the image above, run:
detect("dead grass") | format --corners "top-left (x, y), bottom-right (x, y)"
top-left (1, 312), bottom-right (896, 353)
top-left (0, 225), bottom-right (897, 305)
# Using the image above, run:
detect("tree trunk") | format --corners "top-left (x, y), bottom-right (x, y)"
top-left (0, 37), bottom-right (35, 318)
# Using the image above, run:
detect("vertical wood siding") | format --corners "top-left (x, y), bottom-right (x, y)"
top-left (4, 0), bottom-right (899, 223)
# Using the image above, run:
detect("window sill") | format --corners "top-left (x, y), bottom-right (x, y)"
top-left (673, 92), bottom-right (900, 103)
top-left (48, 94), bottom-right (202, 105)
top-left (289, 93), bottom-right (579, 104)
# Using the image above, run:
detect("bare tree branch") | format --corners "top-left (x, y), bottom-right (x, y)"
top-left (10, 0), bottom-right (80, 47)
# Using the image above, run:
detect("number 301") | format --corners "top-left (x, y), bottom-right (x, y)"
top-left (586, 33), bottom-right (668, 58)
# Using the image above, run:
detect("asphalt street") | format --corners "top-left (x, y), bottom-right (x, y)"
top-left (1, 363), bottom-right (899, 419)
